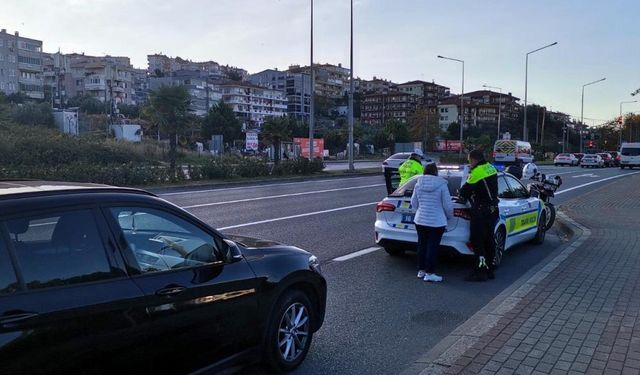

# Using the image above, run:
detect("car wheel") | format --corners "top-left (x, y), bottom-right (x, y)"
top-left (263, 290), bottom-right (314, 373)
top-left (532, 211), bottom-right (547, 245)
top-left (554, 163), bottom-right (558, 167)
top-left (621, 166), bottom-right (625, 170)
top-left (493, 227), bottom-right (506, 268)
top-left (383, 246), bottom-right (405, 256)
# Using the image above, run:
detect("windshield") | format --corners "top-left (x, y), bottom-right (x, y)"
top-left (390, 175), bottom-right (462, 197)
top-left (389, 153), bottom-right (410, 160)
top-left (621, 147), bottom-right (640, 156)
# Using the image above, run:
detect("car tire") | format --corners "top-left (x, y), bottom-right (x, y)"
top-left (554, 164), bottom-right (559, 167)
top-left (621, 166), bottom-right (625, 170)
top-left (263, 289), bottom-right (315, 373)
top-left (383, 246), bottom-right (405, 256)
top-left (493, 227), bottom-right (506, 268)
top-left (532, 211), bottom-right (547, 245)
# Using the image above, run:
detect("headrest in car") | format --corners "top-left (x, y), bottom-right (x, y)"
top-left (7, 219), bottom-right (30, 235)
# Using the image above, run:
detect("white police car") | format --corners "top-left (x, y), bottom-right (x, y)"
top-left (374, 167), bottom-right (547, 266)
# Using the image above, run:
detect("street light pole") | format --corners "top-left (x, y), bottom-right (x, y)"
top-left (579, 77), bottom-right (606, 153)
top-left (348, 0), bottom-right (354, 171)
top-left (523, 42), bottom-right (558, 142)
top-left (483, 84), bottom-right (502, 140)
top-left (438, 55), bottom-right (464, 158)
top-left (309, 0), bottom-right (315, 160)
top-left (620, 100), bottom-right (637, 146)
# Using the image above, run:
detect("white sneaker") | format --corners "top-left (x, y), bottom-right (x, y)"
top-left (417, 270), bottom-right (427, 278)
top-left (423, 273), bottom-right (443, 282)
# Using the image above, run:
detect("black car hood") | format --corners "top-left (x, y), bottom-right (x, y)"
top-left (225, 234), bottom-right (284, 249)
top-left (225, 234), bottom-right (311, 258)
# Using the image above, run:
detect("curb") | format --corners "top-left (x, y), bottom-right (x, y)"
top-left (145, 170), bottom-right (382, 194)
top-left (401, 211), bottom-right (591, 375)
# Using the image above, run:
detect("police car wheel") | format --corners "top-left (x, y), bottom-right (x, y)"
top-left (532, 212), bottom-right (547, 245)
top-left (383, 246), bottom-right (405, 256)
top-left (493, 228), bottom-right (506, 268)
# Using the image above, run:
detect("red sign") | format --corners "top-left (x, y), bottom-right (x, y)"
top-left (294, 138), bottom-right (325, 159)
top-left (436, 140), bottom-right (463, 152)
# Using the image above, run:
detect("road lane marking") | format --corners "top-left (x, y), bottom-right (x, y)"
top-left (333, 246), bottom-right (381, 262)
top-left (159, 176), bottom-right (380, 196)
top-left (217, 201), bottom-right (378, 230)
top-left (556, 171), bottom-right (640, 195)
top-left (181, 184), bottom-right (385, 209)
top-left (572, 173), bottom-right (599, 178)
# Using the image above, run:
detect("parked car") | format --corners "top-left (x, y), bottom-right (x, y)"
top-left (580, 154), bottom-right (604, 168)
top-left (597, 153), bottom-right (614, 167)
top-left (574, 153), bottom-right (585, 163)
top-left (374, 169), bottom-right (547, 267)
top-left (381, 152), bottom-right (434, 173)
top-left (0, 181), bottom-right (326, 374)
top-left (606, 151), bottom-right (620, 167)
top-left (620, 143), bottom-right (640, 169)
top-left (554, 153), bottom-right (578, 166)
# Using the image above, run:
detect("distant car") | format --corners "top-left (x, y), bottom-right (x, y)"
top-left (554, 153), bottom-right (578, 166)
top-left (374, 170), bottom-right (547, 266)
top-left (597, 153), bottom-right (614, 167)
top-left (574, 153), bottom-right (585, 163)
top-left (620, 143), bottom-right (640, 169)
top-left (381, 152), bottom-right (434, 173)
top-left (0, 180), bottom-right (326, 374)
top-left (580, 154), bottom-right (604, 168)
top-left (607, 151), bottom-right (620, 167)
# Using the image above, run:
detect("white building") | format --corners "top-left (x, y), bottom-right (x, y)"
top-left (437, 104), bottom-right (458, 131)
top-left (221, 81), bottom-right (287, 131)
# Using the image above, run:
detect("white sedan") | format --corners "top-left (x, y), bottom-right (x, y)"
top-left (374, 169), bottom-right (547, 266)
top-left (554, 153), bottom-right (578, 166)
top-left (580, 154), bottom-right (604, 168)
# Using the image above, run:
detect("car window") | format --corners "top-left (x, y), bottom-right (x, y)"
top-left (497, 176), bottom-right (513, 199)
top-left (0, 237), bottom-right (18, 295)
top-left (504, 176), bottom-right (529, 199)
top-left (6, 210), bottom-right (116, 290)
top-left (389, 177), bottom-right (418, 197)
top-left (621, 147), bottom-right (640, 156)
top-left (389, 153), bottom-right (409, 160)
top-left (109, 207), bottom-right (223, 274)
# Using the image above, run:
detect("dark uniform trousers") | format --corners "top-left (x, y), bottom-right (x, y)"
top-left (470, 206), bottom-right (499, 268)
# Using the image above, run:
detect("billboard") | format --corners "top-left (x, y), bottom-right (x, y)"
top-left (436, 140), bottom-right (463, 152)
top-left (294, 138), bottom-right (325, 159)
top-left (246, 132), bottom-right (259, 151)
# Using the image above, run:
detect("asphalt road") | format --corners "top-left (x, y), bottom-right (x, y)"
top-left (155, 165), bottom-right (640, 375)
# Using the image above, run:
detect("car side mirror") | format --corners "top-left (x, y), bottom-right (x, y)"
top-left (223, 239), bottom-right (243, 263)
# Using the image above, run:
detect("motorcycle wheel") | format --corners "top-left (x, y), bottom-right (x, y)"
top-left (544, 203), bottom-right (556, 231)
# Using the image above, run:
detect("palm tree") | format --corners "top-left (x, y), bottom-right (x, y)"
top-left (262, 116), bottom-right (292, 163)
top-left (147, 85), bottom-right (191, 171)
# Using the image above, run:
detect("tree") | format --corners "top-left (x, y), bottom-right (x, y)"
top-left (409, 107), bottom-right (441, 152)
top-left (201, 102), bottom-right (242, 145)
top-left (67, 94), bottom-right (105, 114)
top-left (117, 103), bottom-right (141, 118)
top-left (12, 102), bottom-right (54, 127)
top-left (623, 114), bottom-right (640, 143)
top-left (148, 85), bottom-right (191, 171)
top-left (384, 120), bottom-right (411, 143)
top-left (262, 116), bottom-right (292, 163)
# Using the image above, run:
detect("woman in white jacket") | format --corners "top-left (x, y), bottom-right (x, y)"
top-left (410, 163), bottom-right (454, 282)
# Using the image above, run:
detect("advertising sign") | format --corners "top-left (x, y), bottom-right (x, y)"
top-left (246, 132), bottom-right (259, 151)
top-left (294, 138), bottom-right (325, 159)
top-left (436, 140), bottom-right (463, 152)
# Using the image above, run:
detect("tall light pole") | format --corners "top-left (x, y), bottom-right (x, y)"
top-left (438, 55), bottom-right (464, 158)
top-left (579, 77), bottom-right (606, 153)
top-left (620, 100), bottom-right (637, 146)
top-left (348, 0), bottom-right (355, 171)
top-left (309, 0), bottom-right (315, 159)
top-left (483, 84), bottom-right (502, 140)
top-left (523, 42), bottom-right (558, 142)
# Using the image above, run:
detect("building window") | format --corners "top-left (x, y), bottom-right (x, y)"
top-left (0, 54), bottom-right (3, 61)
top-left (18, 56), bottom-right (42, 65)
top-left (8, 55), bottom-right (16, 63)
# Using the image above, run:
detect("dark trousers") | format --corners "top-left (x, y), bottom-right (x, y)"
top-left (470, 208), bottom-right (499, 269)
top-left (416, 225), bottom-right (445, 273)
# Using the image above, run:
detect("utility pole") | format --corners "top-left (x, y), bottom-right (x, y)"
top-left (347, 0), bottom-right (355, 171)
top-left (540, 107), bottom-right (546, 155)
top-left (309, 0), bottom-right (315, 160)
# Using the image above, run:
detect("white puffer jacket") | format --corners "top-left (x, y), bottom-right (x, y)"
top-left (410, 175), bottom-right (454, 228)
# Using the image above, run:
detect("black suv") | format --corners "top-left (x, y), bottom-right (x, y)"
top-left (0, 181), bottom-right (326, 374)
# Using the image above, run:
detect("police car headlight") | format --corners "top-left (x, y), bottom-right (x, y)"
top-left (309, 255), bottom-right (322, 274)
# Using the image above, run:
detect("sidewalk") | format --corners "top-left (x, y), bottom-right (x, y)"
top-left (417, 174), bottom-right (640, 375)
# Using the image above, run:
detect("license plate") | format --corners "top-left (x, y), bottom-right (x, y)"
top-left (401, 214), bottom-right (414, 224)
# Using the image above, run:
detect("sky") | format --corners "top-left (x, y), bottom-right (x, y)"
top-left (3, 0), bottom-right (640, 124)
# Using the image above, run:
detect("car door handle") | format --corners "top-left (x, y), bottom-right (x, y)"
top-left (155, 286), bottom-right (186, 297)
top-left (0, 312), bottom-right (39, 326)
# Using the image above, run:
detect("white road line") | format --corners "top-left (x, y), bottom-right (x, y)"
top-left (333, 246), bottom-right (381, 262)
top-left (159, 176), bottom-right (380, 196)
top-left (182, 184), bottom-right (385, 209)
top-left (217, 202), bottom-right (378, 230)
top-left (556, 171), bottom-right (640, 195)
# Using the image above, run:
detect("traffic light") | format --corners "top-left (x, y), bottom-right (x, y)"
top-left (588, 140), bottom-right (594, 148)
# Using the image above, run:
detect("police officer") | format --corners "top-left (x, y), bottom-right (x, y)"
top-left (399, 149), bottom-right (425, 186)
top-left (459, 149), bottom-right (499, 282)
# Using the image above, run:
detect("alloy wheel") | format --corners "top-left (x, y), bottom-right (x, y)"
top-left (277, 302), bottom-right (310, 362)
top-left (493, 229), bottom-right (506, 267)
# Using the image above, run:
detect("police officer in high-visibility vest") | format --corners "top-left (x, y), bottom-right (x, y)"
top-left (398, 149), bottom-right (425, 186)
top-left (459, 149), bottom-right (499, 282)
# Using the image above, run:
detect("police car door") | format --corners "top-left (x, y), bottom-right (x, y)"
top-left (503, 175), bottom-right (541, 244)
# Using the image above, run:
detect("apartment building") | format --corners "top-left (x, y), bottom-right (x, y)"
top-left (0, 29), bottom-right (44, 99)
top-left (43, 52), bottom-right (70, 106)
top-left (355, 77), bottom-right (396, 94)
top-left (397, 80), bottom-right (450, 106)
top-left (463, 90), bottom-right (520, 120)
top-left (149, 70), bottom-right (222, 116)
top-left (361, 91), bottom-right (418, 125)
top-left (221, 81), bottom-right (287, 130)
top-left (288, 63), bottom-right (350, 99)
top-left (248, 69), bottom-right (311, 120)
top-left (147, 54), bottom-right (247, 81)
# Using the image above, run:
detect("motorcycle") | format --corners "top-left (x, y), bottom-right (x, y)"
top-left (528, 173), bottom-right (562, 230)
